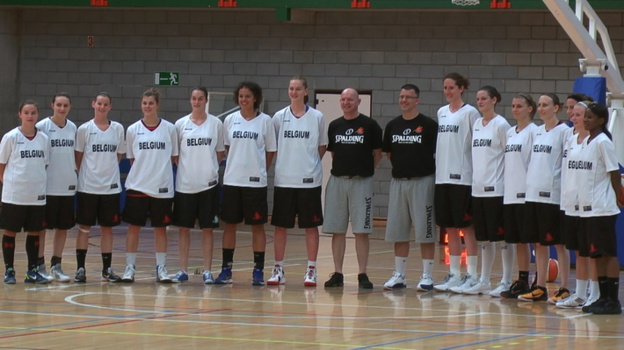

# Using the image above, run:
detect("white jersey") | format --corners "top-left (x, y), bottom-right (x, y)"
top-left (0, 127), bottom-right (49, 205)
top-left (525, 123), bottom-right (570, 205)
top-left (576, 133), bottom-right (620, 217)
top-left (560, 131), bottom-right (587, 215)
top-left (125, 119), bottom-right (178, 198)
top-left (175, 114), bottom-right (225, 194)
top-left (75, 120), bottom-right (126, 195)
top-left (504, 123), bottom-right (537, 204)
top-left (223, 111), bottom-right (277, 188)
top-left (471, 115), bottom-right (510, 197)
top-left (36, 117), bottom-right (77, 196)
top-left (273, 106), bottom-right (328, 188)
top-left (435, 104), bottom-right (480, 186)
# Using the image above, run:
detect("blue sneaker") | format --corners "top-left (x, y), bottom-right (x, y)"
top-left (214, 266), bottom-right (233, 284)
top-left (25, 268), bottom-right (50, 284)
top-left (252, 268), bottom-right (264, 286)
top-left (4, 268), bottom-right (16, 284)
top-left (202, 271), bottom-right (215, 284)
top-left (173, 270), bottom-right (189, 283)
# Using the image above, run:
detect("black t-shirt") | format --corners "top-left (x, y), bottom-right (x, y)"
top-left (382, 114), bottom-right (438, 178)
top-left (327, 114), bottom-right (383, 177)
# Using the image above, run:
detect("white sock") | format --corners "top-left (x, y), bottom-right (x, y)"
top-left (450, 255), bottom-right (461, 276)
top-left (589, 279), bottom-right (600, 299)
top-left (480, 242), bottom-right (496, 283)
top-left (275, 260), bottom-right (284, 267)
top-left (126, 253), bottom-right (137, 267)
top-left (395, 256), bottom-right (407, 276)
top-left (467, 255), bottom-right (478, 277)
top-left (423, 259), bottom-right (434, 277)
top-left (307, 260), bottom-right (316, 268)
top-left (576, 279), bottom-right (588, 297)
top-left (156, 252), bottom-right (166, 266)
top-left (500, 243), bottom-right (516, 283)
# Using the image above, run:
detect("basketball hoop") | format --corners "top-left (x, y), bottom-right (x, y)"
top-left (451, 0), bottom-right (480, 5)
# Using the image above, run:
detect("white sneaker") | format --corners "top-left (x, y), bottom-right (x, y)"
top-left (156, 265), bottom-right (172, 283)
top-left (416, 273), bottom-right (434, 292)
top-left (304, 266), bottom-right (317, 287)
top-left (463, 281), bottom-right (492, 295)
top-left (449, 274), bottom-right (478, 294)
top-left (434, 273), bottom-right (462, 292)
top-left (122, 264), bottom-right (135, 283)
top-left (50, 263), bottom-right (71, 282)
top-left (267, 265), bottom-right (285, 285)
top-left (556, 293), bottom-right (587, 308)
top-left (383, 271), bottom-right (407, 290)
top-left (489, 281), bottom-right (511, 298)
top-left (38, 264), bottom-right (55, 283)
top-left (203, 271), bottom-right (215, 284)
top-left (584, 294), bottom-right (599, 308)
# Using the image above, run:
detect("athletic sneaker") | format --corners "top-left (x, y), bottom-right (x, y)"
top-left (4, 268), bottom-right (16, 284)
top-left (584, 294), bottom-right (600, 308)
top-left (25, 268), bottom-right (50, 284)
top-left (102, 267), bottom-right (122, 282)
top-left (38, 264), bottom-right (55, 283)
top-left (500, 280), bottom-right (530, 299)
top-left (304, 266), bottom-right (317, 287)
top-left (324, 272), bottom-right (344, 287)
top-left (214, 266), bottom-right (233, 284)
top-left (582, 297), bottom-right (607, 313)
top-left (547, 287), bottom-right (570, 305)
top-left (433, 273), bottom-right (462, 292)
top-left (556, 293), bottom-right (586, 308)
top-left (358, 273), bottom-right (373, 289)
top-left (588, 298), bottom-right (622, 315)
top-left (267, 265), bottom-right (285, 285)
top-left (383, 271), bottom-right (407, 290)
top-left (462, 281), bottom-right (492, 295)
top-left (74, 267), bottom-right (87, 283)
top-left (450, 274), bottom-right (478, 294)
top-left (251, 268), bottom-right (264, 286)
top-left (122, 265), bottom-right (135, 283)
top-left (156, 265), bottom-right (172, 283)
top-left (518, 286), bottom-right (548, 301)
top-left (489, 281), bottom-right (511, 298)
top-left (50, 264), bottom-right (71, 282)
top-left (202, 271), bottom-right (214, 284)
top-left (417, 274), bottom-right (434, 292)
top-left (173, 270), bottom-right (189, 283)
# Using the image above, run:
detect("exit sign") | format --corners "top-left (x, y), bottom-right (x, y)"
top-left (154, 72), bottom-right (179, 86)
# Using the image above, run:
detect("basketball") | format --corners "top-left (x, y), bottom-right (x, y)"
top-left (547, 258), bottom-right (559, 282)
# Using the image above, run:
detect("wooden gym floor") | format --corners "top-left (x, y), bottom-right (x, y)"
top-left (0, 223), bottom-right (622, 349)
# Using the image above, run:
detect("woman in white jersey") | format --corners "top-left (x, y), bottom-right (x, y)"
top-left (578, 102), bottom-right (622, 314)
top-left (557, 98), bottom-right (601, 308)
top-left (499, 94), bottom-right (538, 299)
top-left (268, 77), bottom-right (327, 287)
top-left (122, 88), bottom-right (178, 283)
top-left (172, 87), bottom-right (225, 284)
top-left (74, 92), bottom-right (125, 283)
top-left (455, 86), bottom-right (511, 296)
top-left (216, 81), bottom-right (277, 286)
top-left (35, 93), bottom-right (76, 283)
top-left (518, 94), bottom-right (570, 302)
top-left (1, 101), bottom-right (50, 284)
top-left (433, 73), bottom-right (480, 292)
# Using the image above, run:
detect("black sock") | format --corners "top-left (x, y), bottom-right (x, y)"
top-left (519, 271), bottom-right (529, 283)
top-left (253, 251), bottom-right (265, 270)
top-left (102, 253), bottom-right (112, 272)
top-left (37, 256), bottom-right (45, 266)
top-left (222, 248), bottom-right (234, 268)
top-left (607, 277), bottom-right (619, 300)
top-left (51, 256), bottom-right (62, 267)
top-left (76, 249), bottom-right (87, 269)
top-left (2, 235), bottom-right (15, 270)
top-left (598, 276), bottom-right (608, 299)
top-left (25, 235), bottom-right (40, 270)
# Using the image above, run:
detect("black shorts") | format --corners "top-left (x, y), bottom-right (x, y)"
top-left (561, 214), bottom-right (581, 251)
top-left (271, 186), bottom-right (323, 229)
top-left (579, 215), bottom-right (618, 258)
top-left (503, 204), bottom-right (526, 244)
top-left (472, 196), bottom-right (504, 242)
top-left (1, 202), bottom-right (46, 232)
top-left (434, 184), bottom-right (472, 228)
top-left (173, 188), bottom-right (220, 229)
top-left (45, 195), bottom-right (76, 230)
top-left (76, 192), bottom-right (121, 227)
top-left (221, 185), bottom-right (267, 225)
top-left (524, 202), bottom-right (562, 245)
top-left (122, 190), bottom-right (173, 227)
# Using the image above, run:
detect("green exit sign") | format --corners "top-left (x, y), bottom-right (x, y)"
top-left (154, 72), bottom-right (179, 86)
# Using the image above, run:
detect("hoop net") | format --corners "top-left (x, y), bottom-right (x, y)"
top-left (451, 0), bottom-right (480, 6)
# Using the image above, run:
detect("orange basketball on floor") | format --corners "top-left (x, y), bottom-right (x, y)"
top-left (547, 258), bottom-right (559, 282)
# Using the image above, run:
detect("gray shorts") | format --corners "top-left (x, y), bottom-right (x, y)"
top-left (323, 175), bottom-right (374, 234)
top-left (385, 175), bottom-right (437, 243)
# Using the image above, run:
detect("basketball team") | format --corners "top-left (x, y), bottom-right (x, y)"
top-left (0, 73), bottom-right (621, 315)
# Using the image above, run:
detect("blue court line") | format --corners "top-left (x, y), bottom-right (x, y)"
top-left (352, 327), bottom-right (483, 349)
top-left (437, 331), bottom-right (544, 350)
